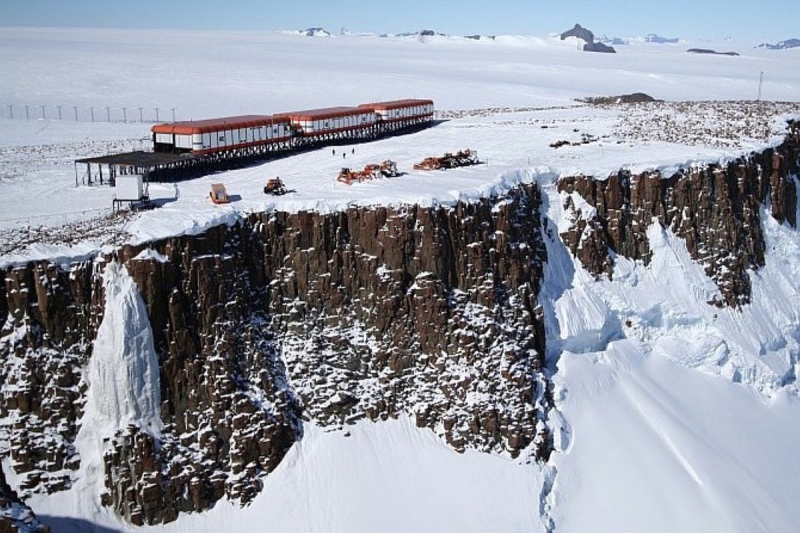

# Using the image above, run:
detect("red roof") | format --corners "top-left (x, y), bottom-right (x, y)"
top-left (274, 106), bottom-right (370, 121)
top-left (151, 115), bottom-right (286, 135)
top-left (358, 99), bottom-right (434, 111)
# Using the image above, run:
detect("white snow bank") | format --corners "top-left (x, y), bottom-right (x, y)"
top-left (31, 417), bottom-right (546, 533)
top-left (554, 284), bottom-right (621, 353)
top-left (550, 340), bottom-right (800, 533)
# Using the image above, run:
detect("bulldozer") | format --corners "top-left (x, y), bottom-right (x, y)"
top-left (264, 177), bottom-right (287, 195)
top-left (414, 149), bottom-right (480, 171)
top-left (378, 159), bottom-right (399, 177)
top-left (413, 156), bottom-right (444, 171)
top-left (452, 149), bottom-right (479, 166)
top-left (337, 160), bottom-right (401, 185)
top-left (336, 164), bottom-right (379, 184)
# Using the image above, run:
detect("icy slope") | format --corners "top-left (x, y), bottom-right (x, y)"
top-left (549, 190), bottom-right (800, 393)
top-left (540, 180), bottom-right (800, 531)
top-left (32, 418), bottom-right (546, 533)
top-left (551, 343), bottom-right (800, 533)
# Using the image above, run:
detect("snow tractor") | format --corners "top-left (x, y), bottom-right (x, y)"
top-left (337, 165), bottom-right (376, 185)
top-left (264, 177), bottom-right (287, 195)
top-left (379, 159), bottom-right (399, 177)
top-left (414, 149), bottom-right (480, 170)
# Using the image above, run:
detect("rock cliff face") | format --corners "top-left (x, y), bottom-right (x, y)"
top-left (0, 260), bottom-right (99, 495)
top-left (0, 185), bottom-right (550, 525)
top-left (0, 468), bottom-right (50, 533)
top-left (2, 123), bottom-right (798, 525)
top-left (558, 123), bottom-right (800, 306)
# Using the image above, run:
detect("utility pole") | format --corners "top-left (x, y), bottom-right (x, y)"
top-left (7, 104), bottom-right (12, 119)
top-left (106, 106), bottom-right (111, 122)
top-left (57, 105), bottom-right (62, 120)
top-left (757, 71), bottom-right (764, 101)
top-left (155, 107), bottom-right (159, 122)
top-left (171, 107), bottom-right (175, 122)
top-left (138, 107), bottom-right (143, 123)
top-left (122, 107), bottom-right (127, 122)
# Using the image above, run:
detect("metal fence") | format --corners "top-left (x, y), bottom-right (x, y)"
top-left (1, 104), bottom-right (178, 123)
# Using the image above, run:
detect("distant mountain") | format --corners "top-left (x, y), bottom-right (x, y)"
top-left (560, 23), bottom-right (616, 53)
top-left (303, 27), bottom-right (331, 37)
top-left (560, 23), bottom-right (594, 43)
top-left (374, 30), bottom-right (497, 41)
top-left (384, 29), bottom-right (448, 39)
top-left (757, 38), bottom-right (800, 50)
top-left (598, 36), bottom-right (629, 45)
top-left (645, 34), bottom-right (680, 44)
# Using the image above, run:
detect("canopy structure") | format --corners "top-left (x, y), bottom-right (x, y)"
top-left (74, 151), bottom-right (197, 185)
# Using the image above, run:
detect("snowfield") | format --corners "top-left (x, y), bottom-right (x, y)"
top-left (2, 27), bottom-right (800, 532)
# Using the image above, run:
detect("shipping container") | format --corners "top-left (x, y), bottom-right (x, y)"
top-left (275, 107), bottom-right (377, 136)
top-left (115, 175), bottom-right (145, 200)
top-left (360, 99), bottom-right (435, 123)
top-left (151, 115), bottom-right (291, 154)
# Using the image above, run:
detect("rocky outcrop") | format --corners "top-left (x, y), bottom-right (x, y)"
top-left (0, 468), bottom-right (50, 533)
top-left (583, 42), bottom-right (616, 54)
top-left (0, 184), bottom-right (551, 525)
top-left (686, 48), bottom-right (739, 56)
top-left (558, 121), bottom-right (800, 306)
top-left (560, 23), bottom-right (616, 53)
top-left (259, 186), bottom-right (549, 457)
top-left (757, 38), bottom-right (800, 50)
top-left (0, 260), bottom-right (100, 495)
top-left (560, 24), bottom-right (595, 43)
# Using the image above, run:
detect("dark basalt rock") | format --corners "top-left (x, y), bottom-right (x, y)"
top-left (560, 23), bottom-right (595, 43)
top-left (584, 41), bottom-right (616, 53)
top-left (686, 48), bottom-right (739, 56)
top-left (579, 93), bottom-right (660, 105)
top-left (558, 121), bottom-right (800, 307)
top-left (560, 24), bottom-right (616, 53)
top-left (0, 185), bottom-right (553, 525)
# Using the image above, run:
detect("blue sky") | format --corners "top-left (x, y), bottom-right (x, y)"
top-left (0, 0), bottom-right (795, 41)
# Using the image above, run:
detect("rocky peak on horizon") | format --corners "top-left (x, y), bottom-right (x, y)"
top-left (757, 37), bottom-right (800, 50)
top-left (560, 23), bottom-right (616, 53)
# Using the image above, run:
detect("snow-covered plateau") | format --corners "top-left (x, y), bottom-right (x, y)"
top-left (1, 27), bottom-right (800, 533)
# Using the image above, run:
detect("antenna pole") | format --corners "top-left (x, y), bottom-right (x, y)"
top-left (757, 71), bottom-right (764, 101)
